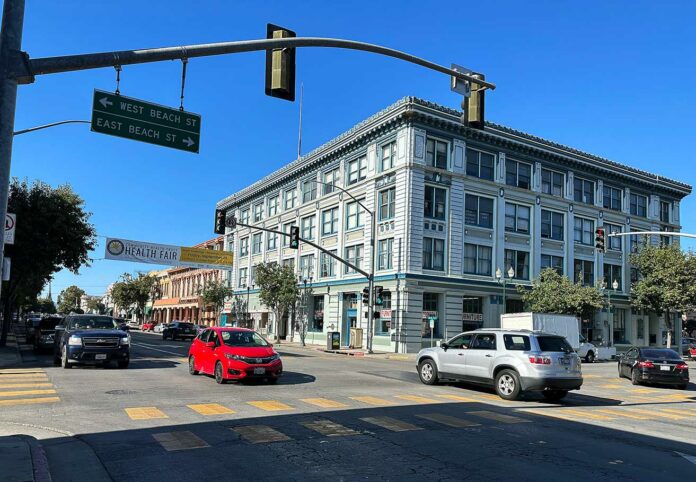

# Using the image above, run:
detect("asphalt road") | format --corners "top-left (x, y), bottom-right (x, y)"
top-left (2, 330), bottom-right (696, 481)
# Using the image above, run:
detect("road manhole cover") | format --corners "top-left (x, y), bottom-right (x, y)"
top-left (106, 389), bottom-right (137, 395)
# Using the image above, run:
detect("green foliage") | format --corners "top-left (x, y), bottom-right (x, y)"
top-left (198, 279), bottom-right (233, 323)
top-left (255, 263), bottom-right (299, 342)
top-left (518, 268), bottom-right (604, 320)
top-left (57, 285), bottom-right (85, 314)
top-left (31, 297), bottom-right (57, 314)
top-left (111, 273), bottom-right (156, 321)
top-left (85, 298), bottom-right (106, 314)
top-left (630, 244), bottom-right (696, 347)
top-left (1, 178), bottom-right (96, 345)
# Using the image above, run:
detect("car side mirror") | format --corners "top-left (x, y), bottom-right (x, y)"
top-left (441, 343), bottom-right (448, 351)
top-left (204, 341), bottom-right (215, 348)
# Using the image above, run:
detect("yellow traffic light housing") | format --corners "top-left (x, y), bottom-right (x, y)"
top-left (265, 24), bottom-right (296, 101)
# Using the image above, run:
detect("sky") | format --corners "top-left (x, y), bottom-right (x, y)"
top-left (11, 0), bottom-right (696, 299)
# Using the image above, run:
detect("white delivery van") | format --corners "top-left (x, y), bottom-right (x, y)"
top-left (500, 312), bottom-right (597, 363)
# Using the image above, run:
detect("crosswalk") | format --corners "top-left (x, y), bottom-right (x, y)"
top-left (0, 368), bottom-right (60, 407)
top-left (522, 403), bottom-right (696, 423)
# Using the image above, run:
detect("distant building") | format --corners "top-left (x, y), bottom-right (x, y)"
top-left (79, 294), bottom-right (103, 314)
top-left (217, 97), bottom-right (691, 353)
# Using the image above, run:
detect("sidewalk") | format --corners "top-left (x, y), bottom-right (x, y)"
top-left (275, 340), bottom-right (417, 362)
top-left (0, 328), bottom-right (21, 368)
top-left (0, 435), bottom-right (51, 482)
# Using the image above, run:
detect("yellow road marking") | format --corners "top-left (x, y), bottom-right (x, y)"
top-left (466, 410), bottom-right (531, 424)
top-left (416, 413), bottom-right (480, 428)
top-left (350, 396), bottom-right (396, 406)
top-left (394, 394), bottom-right (440, 404)
top-left (247, 400), bottom-right (294, 411)
top-left (631, 388), bottom-right (662, 394)
top-left (187, 403), bottom-right (235, 415)
top-left (0, 374), bottom-right (49, 380)
top-left (595, 409), bottom-right (650, 420)
top-left (436, 394), bottom-right (477, 402)
top-left (152, 431), bottom-right (209, 451)
top-left (473, 393), bottom-right (505, 401)
top-left (654, 408), bottom-right (694, 418)
top-left (302, 419), bottom-right (358, 437)
top-left (555, 409), bottom-right (615, 421)
top-left (599, 384), bottom-right (623, 389)
top-left (300, 398), bottom-right (348, 409)
top-left (0, 383), bottom-right (53, 389)
top-left (233, 425), bottom-right (291, 443)
top-left (0, 396), bottom-right (60, 406)
top-left (520, 410), bottom-right (581, 422)
top-left (0, 389), bottom-right (56, 397)
top-left (0, 369), bottom-right (45, 374)
top-left (628, 408), bottom-right (688, 420)
top-left (125, 407), bottom-right (168, 420)
top-left (361, 416), bottom-right (423, 432)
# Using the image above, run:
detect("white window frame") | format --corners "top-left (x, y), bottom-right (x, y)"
top-left (321, 207), bottom-right (339, 236)
top-left (252, 233), bottom-right (262, 254)
top-left (425, 137), bottom-right (448, 169)
top-left (320, 251), bottom-right (337, 278)
top-left (344, 244), bottom-right (363, 274)
top-left (541, 168), bottom-right (564, 197)
top-left (380, 140), bottom-right (397, 172)
top-left (378, 238), bottom-right (394, 270)
top-left (379, 187), bottom-right (396, 221)
top-left (347, 156), bottom-right (367, 185)
top-left (346, 200), bottom-right (364, 230)
top-left (301, 215), bottom-right (315, 241)
top-left (267, 196), bottom-right (279, 217)
top-left (239, 237), bottom-right (249, 256)
top-left (284, 189), bottom-right (296, 210)
top-left (323, 168), bottom-right (340, 195)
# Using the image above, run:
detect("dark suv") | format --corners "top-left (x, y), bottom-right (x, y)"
top-left (53, 314), bottom-right (130, 369)
top-left (162, 322), bottom-right (197, 341)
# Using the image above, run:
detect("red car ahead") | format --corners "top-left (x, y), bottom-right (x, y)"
top-left (188, 327), bottom-right (282, 384)
top-left (142, 321), bottom-right (157, 332)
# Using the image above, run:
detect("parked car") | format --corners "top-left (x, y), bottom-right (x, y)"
top-left (188, 327), bottom-right (282, 384)
top-left (577, 335), bottom-right (597, 363)
top-left (680, 337), bottom-right (696, 357)
top-left (618, 347), bottom-right (689, 389)
top-left (416, 329), bottom-right (583, 401)
top-left (24, 314), bottom-right (43, 343)
top-left (162, 321), bottom-right (197, 341)
top-left (33, 316), bottom-right (63, 351)
top-left (154, 323), bottom-right (167, 333)
top-left (126, 320), bottom-right (141, 330)
top-left (53, 314), bottom-right (130, 369)
top-left (142, 321), bottom-right (157, 331)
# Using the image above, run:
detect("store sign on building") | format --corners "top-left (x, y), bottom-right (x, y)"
top-left (462, 313), bottom-right (483, 322)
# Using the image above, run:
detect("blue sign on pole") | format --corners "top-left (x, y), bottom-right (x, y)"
top-left (220, 315), bottom-right (227, 327)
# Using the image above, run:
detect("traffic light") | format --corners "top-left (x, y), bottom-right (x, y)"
top-left (361, 287), bottom-right (370, 305)
top-left (265, 24), bottom-right (296, 101)
top-left (463, 73), bottom-right (485, 129)
top-left (374, 286), bottom-right (384, 306)
top-left (595, 227), bottom-right (606, 252)
top-left (214, 209), bottom-right (226, 235)
top-left (289, 226), bottom-right (300, 249)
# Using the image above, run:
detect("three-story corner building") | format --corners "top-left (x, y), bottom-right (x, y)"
top-left (216, 97), bottom-right (691, 354)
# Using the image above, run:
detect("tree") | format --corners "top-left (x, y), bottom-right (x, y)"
top-left (630, 244), bottom-right (696, 348)
top-left (255, 263), bottom-right (299, 343)
top-left (86, 298), bottom-right (106, 314)
top-left (111, 273), bottom-right (156, 322)
top-left (295, 283), bottom-right (314, 346)
top-left (57, 285), bottom-right (86, 314)
top-left (229, 294), bottom-right (249, 327)
top-left (0, 179), bottom-right (96, 346)
top-left (30, 297), bottom-right (57, 314)
top-left (518, 268), bottom-right (604, 321)
top-left (198, 279), bottom-right (233, 326)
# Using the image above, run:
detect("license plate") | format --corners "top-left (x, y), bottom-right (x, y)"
top-left (95, 354), bottom-right (107, 360)
top-left (559, 358), bottom-right (570, 366)
top-left (253, 368), bottom-right (266, 375)
top-left (660, 365), bottom-right (670, 371)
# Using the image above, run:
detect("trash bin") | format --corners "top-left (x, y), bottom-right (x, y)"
top-left (327, 331), bottom-right (340, 350)
top-left (350, 328), bottom-right (363, 349)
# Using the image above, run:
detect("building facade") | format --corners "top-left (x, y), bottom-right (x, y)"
top-left (151, 237), bottom-right (224, 326)
top-left (216, 97), bottom-right (691, 354)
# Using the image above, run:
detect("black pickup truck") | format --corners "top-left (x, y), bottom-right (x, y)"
top-left (53, 314), bottom-right (130, 369)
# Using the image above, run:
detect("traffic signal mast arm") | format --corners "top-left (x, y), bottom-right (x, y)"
top-left (13, 37), bottom-right (496, 90)
top-left (607, 231), bottom-right (696, 239)
top-left (232, 220), bottom-right (369, 278)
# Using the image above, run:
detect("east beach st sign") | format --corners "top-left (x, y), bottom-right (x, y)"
top-left (91, 89), bottom-right (202, 153)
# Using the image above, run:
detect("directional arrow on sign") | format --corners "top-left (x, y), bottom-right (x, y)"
top-left (183, 137), bottom-right (195, 148)
top-left (99, 97), bottom-right (113, 108)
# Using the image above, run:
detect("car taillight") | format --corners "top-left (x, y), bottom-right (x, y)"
top-left (528, 355), bottom-right (551, 365)
top-left (638, 361), bottom-right (654, 368)
top-left (676, 363), bottom-right (688, 370)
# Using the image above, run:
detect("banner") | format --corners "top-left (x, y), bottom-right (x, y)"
top-left (105, 237), bottom-right (233, 270)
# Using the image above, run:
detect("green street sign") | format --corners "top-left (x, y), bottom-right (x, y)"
top-left (91, 89), bottom-right (201, 153)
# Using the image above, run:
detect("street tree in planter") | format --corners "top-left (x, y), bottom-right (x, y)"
top-left (198, 279), bottom-right (233, 326)
top-left (0, 179), bottom-right (96, 346)
top-left (86, 298), bottom-right (106, 314)
top-left (630, 244), bottom-right (696, 348)
top-left (57, 286), bottom-right (86, 314)
top-left (111, 273), bottom-right (156, 322)
top-left (255, 263), bottom-right (299, 343)
top-left (518, 268), bottom-right (604, 321)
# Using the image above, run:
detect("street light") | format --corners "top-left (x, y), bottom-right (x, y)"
top-left (311, 178), bottom-right (377, 353)
top-left (603, 278), bottom-right (619, 346)
top-left (496, 266), bottom-right (515, 314)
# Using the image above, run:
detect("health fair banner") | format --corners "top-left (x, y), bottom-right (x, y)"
top-left (105, 237), bottom-right (233, 270)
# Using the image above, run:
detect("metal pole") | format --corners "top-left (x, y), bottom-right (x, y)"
top-left (502, 279), bottom-right (507, 315)
top-left (367, 210), bottom-right (376, 353)
top-left (0, 0), bottom-right (25, 346)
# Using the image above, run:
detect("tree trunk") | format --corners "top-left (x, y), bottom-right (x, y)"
top-left (274, 309), bottom-right (282, 344)
top-left (665, 309), bottom-right (672, 349)
top-left (0, 296), bottom-right (14, 347)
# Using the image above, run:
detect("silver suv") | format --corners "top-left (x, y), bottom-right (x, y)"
top-left (416, 329), bottom-right (583, 401)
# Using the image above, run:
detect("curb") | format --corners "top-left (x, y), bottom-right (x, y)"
top-left (20, 435), bottom-right (52, 482)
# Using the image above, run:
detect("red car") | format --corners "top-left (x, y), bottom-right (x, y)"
top-left (188, 327), bottom-right (282, 384)
top-left (142, 321), bottom-right (157, 331)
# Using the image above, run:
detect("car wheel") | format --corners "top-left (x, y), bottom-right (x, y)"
top-left (618, 363), bottom-right (623, 378)
top-left (61, 346), bottom-right (72, 369)
top-left (542, 390), bottom-right (568, 402)
top-left (418, 359), bottom-right (439, 385)
top-left (117, 360), bottom-right (129, 369)
top-left (631, 369), bottom-right (641, 385)
top-left (585, 351), bottom-right (595, 363)
top-left (495, 369), bottom-right (521, 400)
top-left (214, 362), bottom-right (226, 384)
top-left (188, 356), bottom-right (199, 375)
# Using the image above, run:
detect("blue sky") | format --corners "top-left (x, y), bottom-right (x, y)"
top-left (12, 0), bottom-right (696, 298)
